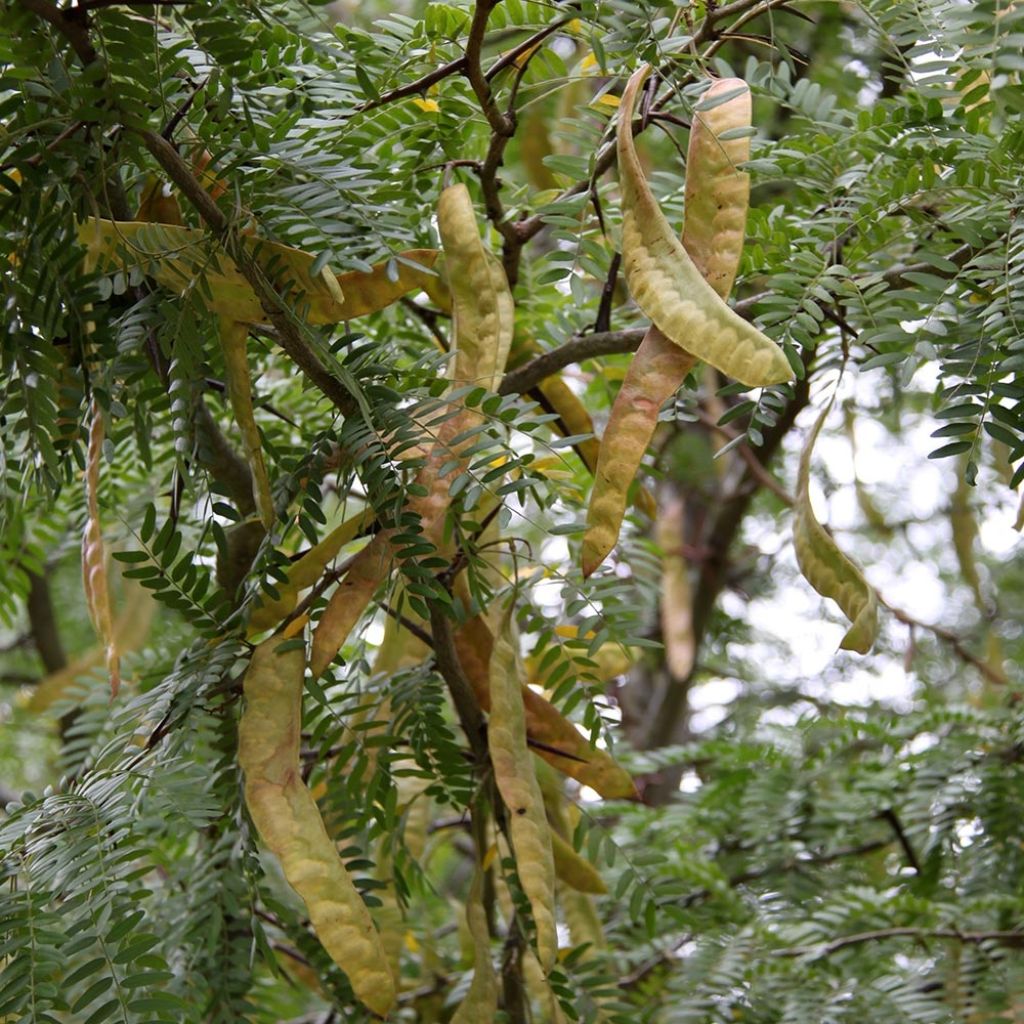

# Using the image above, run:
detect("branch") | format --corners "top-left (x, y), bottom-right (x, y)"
top-left (465, 0), bottom-right (513, 136)
top-left (775, 927), bottom-right (1024, 959)
top-left (26, 571), bottom-right (67, 674)
top-left (886, 601), bottom-right (1009, 687)
top-left (137, 130), bottom-right (360, 418)
top-left (19, 0), bottom-right (97, 64)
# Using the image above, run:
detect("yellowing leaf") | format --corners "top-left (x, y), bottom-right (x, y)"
top-left (78, 218), bottom-right (438, 326)
top-left (617, 65), bottom-right (792, 387)
top-left (592, 93), bottom-right (620, 109)
top-left (793, 401), bottom-right (879, 654)
top-left (412, 97), bottom-right (440, 113)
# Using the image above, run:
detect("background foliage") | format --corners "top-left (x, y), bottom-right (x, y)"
top-left (2, 0), bottom-right (1023, 1021)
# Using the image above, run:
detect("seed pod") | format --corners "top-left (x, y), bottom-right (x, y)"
top-left (488, 606), bottom-right (557, 970)
top-left (793, 401), bottom-right (878, 654)
top-left (658, 494), bottom-right (695, 681)
top-left (310, 531), bottom-right (394, 677)
top-left (437, 184), bottom-right (514, 392)
top-left (550, 829), bottom-right (607, 894)
top-left (583, 75), bottom-right (757, 575)
top-left (239, 638), bottom-right (395, 1017)
top-left (219, 318), bottom-right (275, 531)
top-left (78, 218), bottom-right (438, 325)
top-left (950, 457), bottom-right (985, 611)
top-left (617, 65), bottom-right (791, 387)
top-left (450, 869), bottom-right (498, 1024)
top-left (248, 508), bottom-right (375, 634)
top-left (455, 614), bottom-right (636, 799)
top-left (82, 401), bottom-right (120, 698)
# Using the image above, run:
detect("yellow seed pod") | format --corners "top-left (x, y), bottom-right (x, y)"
top-left (82, 401), bottom-right (120, 697)
top-left (950, 458), bottom-right (985, 611)
top-left (78, 218), bottom-right (439, 325)
top-left (310, 531), bottom-right (393, 677)
top-left (617, 65), bottom-right (792, 387)
top-left (28, 577), bottom-right (155, 712)
top-left (793, 401), bottom-right (878, 654)
top-left (583, 76), bottom-right (755, 575)
top-left (238, 638), bottom-right (395, 1017)
top-left (218, 318), bottom-right (275, 530)
top-left (437, 184), bottom-right (514, 392)
top-left (561, 884), bottom-right (606, 952)
top-left (455, 614), bottom-right (636, 799)
top-left (658, 494), bottom-right (695, 681)
top-left (550, 829), bottom-right (607, 894)
top-left (488, 606), bottom-right (557, 970)
top-left (450, 869), bottom-right (498, 1024)
top-left (248, 508), bottom-right (375, 634)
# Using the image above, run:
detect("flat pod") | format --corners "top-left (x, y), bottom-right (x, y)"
top-left (218, 318), bottom-right (275, 531)
top-left (454, 614), bottom-right (637, 799)
top-left (793, 401), bottom-right (879, 654)
top-left (583, 75), bottom-right (755, 575)
top-left (79, 218), bottom-right (438, 325)
top-left (82, 401), bottom-right (120, 697)
top-left (238, 638), bottom-right (395, 1016)
top-left (487, 607), bottom-right (558, 970)
top-left (437, 184), bottom-right (514, 392)
top-left (450, 870), bottom-right (498, 1024)
top-left (617, 65), bottom-right (792, 387)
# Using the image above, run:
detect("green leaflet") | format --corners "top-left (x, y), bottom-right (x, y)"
top-left (793, 400), bottom-right (879, 654)
top-left (617, 65), bottom-right (793, 387)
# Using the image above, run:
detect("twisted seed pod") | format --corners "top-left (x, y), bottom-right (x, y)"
top-left (82, 401), bottom-right (120, 698)
top-left (450, 869), bottom-right (498, 1024)
top-left (617, 65), bottom-right (792, 387)
top-left (248, 508), bottom-right (375, 634)
top-left (78, 218), bottom-right (438, 325)
top-left (239, 638), bottom-right (395, 1017)
top-left (793, 401), bottom-right (878, 654)
top-left (582, 75), bottom-right (755, 576)
top-left (310, 531), bottom-right (394, 677)
top-left (454, 613), bottom-right (636, 799)
top-left (488, 607), bottom-right (557, 970)
top-left (437, 184), bottom-right (514, 392)
top-left (658, 494), bottom-right (695, 681)
top-left (218, 318), bottom-right (275, 531)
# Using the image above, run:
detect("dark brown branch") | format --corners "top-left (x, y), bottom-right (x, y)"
top-left (137, 130), bottom-right (360, 418)
top-left (427, 601), bottom-right (489, 762)
top-left (26, 571), bottom-right (67, 674)
top-left (358, 57), bottom-right (468, 114)
top-left (484, 13), bottom-right (578, 81)
top-left (465, 0), bottom-right (513, 136)
top-left (19, 0), bottom-right (97, 64)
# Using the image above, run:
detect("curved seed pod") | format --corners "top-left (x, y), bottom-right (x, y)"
top-left (538, 375), bottom-right (600, 474)
top-left (793, 401), bottom-right (878, 654)
top-left (219, 318), bottom-right (275, 531)
top-left (28, 577), bottom-right (155, 713)
top-left (658, 494), bottom-right (695, 681)
top-left (437, 184), bottom-right (514, 392)
top-left (488, 606), bottom-right (557, 970)
top-left (617, 65), bottom-right (791, 387)
top-left (239, 638), bottom-right (395, 1017)
top-left (82, 401), bottom-right (120, 698)
top-left (450, 869), bottom-right (498, 1024)
top-left (78, 218), bottom-right (438, 325)
top-left (454, 614), bottom-right (636, 799)
top-left (583, 75), bottom-right (757, 575)
top-left (248, 508), bottom-right (375, 634)
top-left (310, 531), bottom-right (394, 677)
top-left (582, 342), bottom-right (696, 576)
top-left (136, 175), bottom-right (183, 225)
top-left (550, 829), bottom-right (607, 894)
